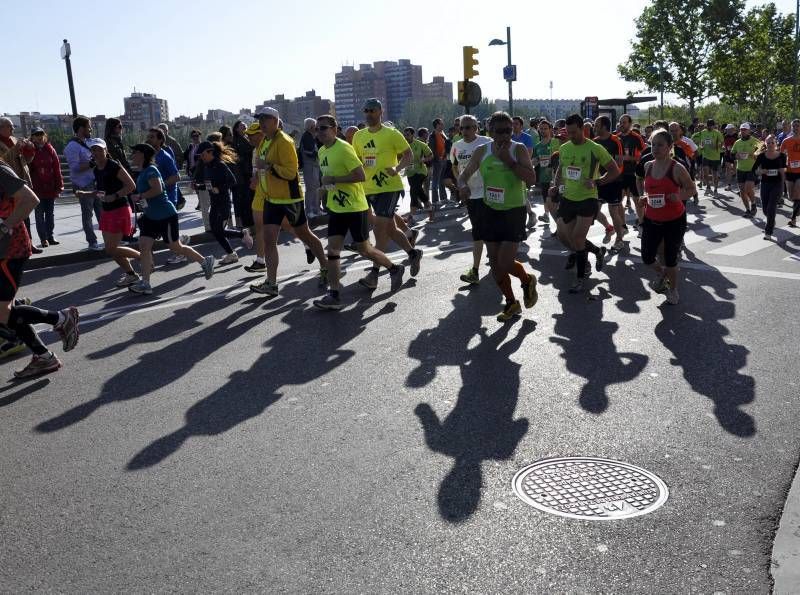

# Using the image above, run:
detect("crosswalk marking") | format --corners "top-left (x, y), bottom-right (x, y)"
top-left (709, 224), bottom-right (800, 256)
top-left (683, 217), bottom-right (756, 246)
top-left (585, 213), bottom-right (718, 245)
top-left (785, 251), bottom-right (800, 262)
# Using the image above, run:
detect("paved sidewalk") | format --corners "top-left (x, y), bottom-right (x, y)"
top-left (773, 461), bottom-right (800, 594)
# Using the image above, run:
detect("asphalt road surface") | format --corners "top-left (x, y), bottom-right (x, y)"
top-left (1, 192), bottom-right (798, 593)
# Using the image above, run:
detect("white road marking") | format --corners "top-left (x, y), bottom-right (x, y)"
top-left (709, 224), bottom-right (800, 256)
top-left (683, 218), bottom-right (756, 245)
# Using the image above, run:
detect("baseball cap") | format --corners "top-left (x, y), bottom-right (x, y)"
top-left (31, 127), bottom-right (45, 135)
top-left (197, 141), bottom-right (214, 153)
top-left (245, 122), bottom-right (261, 135)
top-left (740, 122), bottom-right (751, 130)
top-left (255, 107), bottom-right (280, 120)
top-left (86, 138), bottom-right (107, 149)
top-left (362, 98), bottom-right (382, 110)
top-left (725, 123), bottom-right (735, 131)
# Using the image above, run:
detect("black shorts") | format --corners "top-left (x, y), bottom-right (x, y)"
top-left (557, 198), bottom-right (600, 224)
top-left (0, 258), bottom-right (25, 302)
top-left (736, 171), bottom-right (757, 184)
top-left (480, 205), bottom-right (526, 243)
top-left (620, 175), bottom-right (640, 197)
top-left (598, 181), bottom-right (624, 205)
top-left (263, 201), bottom-right (307, 227)
top-left (328, 210), bottom-right (370, 243)
top-left (723, 151), bottom-right (736, 164)
top-left (641, 212), bottom-right (687, 268)
top-left (466, 200), bottom-right (484, 241)
top-left (367, 191), bottom-right (401, 218)
top-left (139, 214), bottom-right (180, 243)
top-left (786, 172), bottom-right (800, 182)
top-left (703, 158), bottom-right (721, 169)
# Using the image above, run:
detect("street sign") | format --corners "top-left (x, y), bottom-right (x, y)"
top-left (584, 96), bottom-right (599, 120)
top-left (503, 64), bottom-right (517, 82)
top-left (458, 81), bottom-right (482, 108)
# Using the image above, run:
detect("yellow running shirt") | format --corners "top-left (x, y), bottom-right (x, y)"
top-left (353, 125), bottom-right (411, 195)
top-left (318, 139), bottom-right (369, 213)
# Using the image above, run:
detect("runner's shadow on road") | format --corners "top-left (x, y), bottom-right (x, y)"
top-left (0, 378), bottom-right (50, 407)
top-left (126, 300), bottom-right (397, 470)
top-left (654, 269), bottom-right (755, 437)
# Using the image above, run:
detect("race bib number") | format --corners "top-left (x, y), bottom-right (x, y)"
top-left (703, 138), bottom-right (713, 147)
top-left (566, 166), bottom-right (582, 181)
top-left (364, 155), bottom-right (377, 168)
top-left (558, 185), bottom-right (565, 195)
top-left (486, 186), bottom-right (505, 205)
top-left (538, 158), bottom-right (550, 168)
top-left (790, 160), bottom-right (800, 169)
top-left (647, 193), bottom-right (665, 208)
top-left (736, 152), bottom-right (749, 160)
top-left (766, 169), bottom-right (779, 176)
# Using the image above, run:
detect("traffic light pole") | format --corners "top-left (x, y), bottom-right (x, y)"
top-left (505, 27), bottom-right (513, 117)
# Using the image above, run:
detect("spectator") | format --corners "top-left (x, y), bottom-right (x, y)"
top-left (103, 118), bottom-right (130, 172)
top-left (219, 125), bottom-right (234, 145)
top-left (231, 121), bottom-right (254, 228)
top-left (28, 128), bottom-right (63, 247)
top-left (157, 123), bottom-right (184, 168)
top-left (183, 129), bottom-right (202, 177)
top-left (428, 118), bottom-right (448, 205)
top-left (64, 116), bottom-right (103, 250)
top-left (299, 118), bottom-right (321, 218)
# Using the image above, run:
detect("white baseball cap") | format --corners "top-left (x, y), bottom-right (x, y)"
top-left (739, 122), bottom-right (751, 130)
top-left (86, 137), bottom-right (107, 149)
top-left (255, 107), bottom-right (280, 120)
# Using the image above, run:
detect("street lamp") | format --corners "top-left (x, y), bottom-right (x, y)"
top-left (60, 39), bottom-right (78, 117)
top-left (489, 27), bottom-right (514, 116)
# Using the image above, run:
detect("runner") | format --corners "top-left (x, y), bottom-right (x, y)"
top-left (617, 114), bottom-right (646, 217)
top-left (145, 127), bottom-right (187, 264)
top-left (0, 162), bottom-right (80, 378)
top-left (639, 129), bottom-right (696, 305)
top-left (533, 119), bottom-right (561, 233)
top-left (403, 127), bottom-right (434, 223)
top-left (312, 115), bottom-right (404, 310)
top-left (76, 138), bottom-right (141, 288)
top-left (457, 111), bottom-right (539, 322)
top-left (723, 124), bottom-right (737, 191)
top-left (593, 116), bottom-right (626, 252)
top-left (127, 143), bottom-right (214, 295)
top-left (549, 113), bottom-right (620, 293)
top-left (698, 119), bottom-right (724, 196)
top-left (450, 115), bottom-right (491, 285)
top-left (779, 119), bottom-right (800, 227)
top-left (731, 123), bottom-right (761, 217)
top-left (352, 99), bottom-right (422, 289)
top-left (752, 135), bottom-right (786, 240)
top-left (248, 108), bottom-right (329, 297)
top-left (511, 116), bottom-right (536, 226)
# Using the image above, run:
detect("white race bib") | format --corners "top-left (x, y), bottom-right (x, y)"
top-left (486, 186), bottom-right (505, 204)
top-left (790, 160), bottom-right (800, 169)
top-left (538, 158), bottom-right (550, 168)
top-left (566, 166), bottom-right (582, 181)
top-left (736, 152), bottom-right (749, 160)
top-left (364, 155), bottom-right (377, 168)
top-left (766, 169), bottom-right (779, 176)
top-left (647, 193), bottom-right (665, 208)
top-left (558, 184), bottom-right (565, 194)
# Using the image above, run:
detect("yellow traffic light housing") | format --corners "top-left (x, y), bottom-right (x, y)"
top-left (463, 46), bottom-right (479, 80)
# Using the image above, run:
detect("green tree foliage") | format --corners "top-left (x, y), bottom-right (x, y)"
top-left (398, 98), bottom-right (497, 130)
top-left (710, 3), bottom-right (797, 126)
top-left (618, 0), bottom-right (744, 117)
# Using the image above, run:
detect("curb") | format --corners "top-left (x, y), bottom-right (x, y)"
top-left (25, 215), bottom-right (331, 270)
top-left (772, 459), bottom-right (800, 594)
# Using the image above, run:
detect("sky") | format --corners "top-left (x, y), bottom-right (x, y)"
top-left (3, 0), bottom-right (798, 118)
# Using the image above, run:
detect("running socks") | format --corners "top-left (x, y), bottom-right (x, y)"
top-left (575, 249), bottom-right (589, 279)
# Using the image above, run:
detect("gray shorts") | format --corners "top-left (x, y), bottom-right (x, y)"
top-left (367, 191), bottom-right (401, 218)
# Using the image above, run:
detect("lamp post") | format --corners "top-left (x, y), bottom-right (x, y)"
top-left (489, 27), bottom-right (513, 116)
top-left (60, 39), bottom-right (78, 117)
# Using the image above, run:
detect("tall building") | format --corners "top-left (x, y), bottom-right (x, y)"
top-left (123, 92), bottom-right (169, 131)
top-left (255, 90), bottom-right (334, 127)
top-left (383, 59), bottom-right (422, 122)
top-left (421, 76), bottom-right (453, 102)
top-left (334, 65), bottom-right (387, 127)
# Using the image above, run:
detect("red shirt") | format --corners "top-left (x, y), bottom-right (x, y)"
top-left (0, 163), bottom-right (33, 259)
top-left (643, 160), bottom-right (685, 222)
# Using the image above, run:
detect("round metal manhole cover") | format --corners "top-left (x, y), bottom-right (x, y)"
top-left (512, 457), bottom-right (668, 520)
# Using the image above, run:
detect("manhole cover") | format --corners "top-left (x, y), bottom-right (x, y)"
top-left (512, 457), bottom-right (668, 520)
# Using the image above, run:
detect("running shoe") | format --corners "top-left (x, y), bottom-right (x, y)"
top-left (522, 274), bottom-right (538, 309)
top-left (665, 287), bottom-right (680, 305)
top-left (595, 246), bottom-right (607, 272)
top-left (459, 268), bottom-right (480, 285)
top-left (166, 254), bottom-right (187, 264)
top-left (602, 226), bottom-right (614, 244)
top-left (750, 204), bottom-right (758, 216)
top-left (763, 234), bottom-right (774, 241)
top-left (611, 239), bottom-right (626, 253)
top-left (789, 219), bottom-right (797, 228)
top-left (88, 242), bottom-right (104, 252)
top-left (249, 279), bottom-right (278, 296)
top-left (40, 240), bottom-right (49, 248)
top-left (305, 248), bottom-right (314, 264)
top-left (496, 300), bottom-right (521, 322)
top-left (244, 260), bottom-right (267, 273)
top-left (128, 280), bottom-right (153, 295)
top-left (564, 253), bottom-right (576, 270)
top-left (201, 255), bottom-right (216, 279)
top-left (358, 268), bottom-right (379, 290)
top-left (13, 352), bottom-right (62, 379)
top-left (242, 228), bottom-right (254, 250)
top-left (569, 278), bottom-right (585, 294)
top-left (408, 229), bottom-right (420, 247)
top-left (409, 249), bottom-right (423, 277)
top-left (219, 252), bottom-right (239, 265)
top-left (389, 264), bottom-right (405, 291)
top-left (115, 272), bottom-right (140, 287)
top-left (180, 234), bottom-right (190, 245)
top-left (54, 307), bottom-right (79, 352)
top-left (48, 238), bottom-right (60, 245)
top-left (0, 340), bottom-right (25, 360)
top-left (313, 292), bottom-right (343, 311)
top-left (649, 275), bottom-right (669, 294)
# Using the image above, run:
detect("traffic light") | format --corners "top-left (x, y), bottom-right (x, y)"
top-left (463, 46), bottom-right (479, 80)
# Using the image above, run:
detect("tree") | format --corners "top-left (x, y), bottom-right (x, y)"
top-left (618, 0), bottom-right (744, 118)
top-left (711, 3), bottom-right (796, 126)
top-left (398, 97), bottom-right (498, 130)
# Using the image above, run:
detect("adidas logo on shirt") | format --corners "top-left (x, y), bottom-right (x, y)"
top-left (320, 157), bottom-right (328, 167)
top-left (364, 140), bottom-right (376, 149)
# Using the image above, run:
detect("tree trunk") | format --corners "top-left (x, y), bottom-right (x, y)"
top-left (689, 98), bottom-right (696, 120)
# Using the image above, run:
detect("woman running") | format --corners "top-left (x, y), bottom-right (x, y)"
top-left (752, 135), bottom-right (786, 241)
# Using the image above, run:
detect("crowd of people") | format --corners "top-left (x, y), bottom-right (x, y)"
top-left (0, 103), bottom-right (797, 379)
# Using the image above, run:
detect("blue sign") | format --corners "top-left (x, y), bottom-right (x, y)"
top-left (503, 65), bottom-right (517, 82)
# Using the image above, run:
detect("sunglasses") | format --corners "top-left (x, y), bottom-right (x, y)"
top-left (363, 108), bottom-right (378, 113)
top-left (461, 125), bottom-right (476, 130)
top-left (493, 127), bottom-right (512, 134)
top-left (315, 125), bottom-right (333, 132)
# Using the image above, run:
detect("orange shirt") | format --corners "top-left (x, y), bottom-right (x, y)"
top-left (780, 136), bottom-right (800, 173)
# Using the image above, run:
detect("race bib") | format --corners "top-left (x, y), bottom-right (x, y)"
top-left (766, 169), bottom-right (779, 176)
top-left (558, 184), bottom-right (565, 195)
top-left (364, 155), bottom-right (377, 168)
top-left (736, 152), bottom-right (749, 160)
top-left (538, 158), bottom-right (550, 168)
top-left (790, 160), bottom-right (800, 169)
top-left (486, 186), bottom-right (505, 204)
top-left (647, 193), bottom-right (665, 208)
top-left (566, 166), bottom-right (582, 181)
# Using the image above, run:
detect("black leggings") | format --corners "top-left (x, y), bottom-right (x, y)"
top-left (793, 199), bottom-right (800, 220)
top-left (761, 181), bottom-right (781, 235)
top-left (408, 174), bottom-right (429, 209)
top-left (641, 212), bottom-right (687, 268)
top-left (5, 305), bottom-right (59, 356)
top-left (210, 203), bottom-right (243, 254)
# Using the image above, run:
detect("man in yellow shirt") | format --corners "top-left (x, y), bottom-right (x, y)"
top-left (352, 98), bottom-right (422, 289)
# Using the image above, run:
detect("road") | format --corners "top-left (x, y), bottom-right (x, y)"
top-left (1, 191), bottom-right (799, 593)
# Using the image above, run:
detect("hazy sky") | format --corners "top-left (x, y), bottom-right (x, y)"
top-left (3, 0), bottom-right (797, 118)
